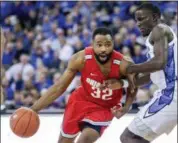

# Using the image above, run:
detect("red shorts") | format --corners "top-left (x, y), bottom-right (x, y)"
top-left (60, 88), bottom-right (117, 138)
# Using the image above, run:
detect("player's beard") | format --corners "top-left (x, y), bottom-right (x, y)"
top-left (94, 52), bottom-right (112, 64)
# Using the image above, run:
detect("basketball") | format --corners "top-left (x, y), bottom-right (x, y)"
top-left (10, 107), bottom-right (40, 138)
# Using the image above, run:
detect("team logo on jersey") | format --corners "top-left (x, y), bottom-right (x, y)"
top-left (86, 78), bottom-right (101, 88)
top-left (143, 98), bottom-right (167, 118)
top-left (85, 55), bottom-right (92, 60)
top-left (113, 60), bottom-right (121, 65)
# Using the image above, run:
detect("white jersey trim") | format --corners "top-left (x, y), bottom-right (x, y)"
top-left (113, 59), bottom-right (121, 65)
top-left (85, 55), bottom-right (92, 60)
top-left (60, 128), bottom-right (79, 138)
top-left (82, 118), bottom-right (111, 126)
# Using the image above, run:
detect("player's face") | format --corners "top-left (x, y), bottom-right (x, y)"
top-left (135, 9), bottom-right (155, 37)
top-left (93, 34), bottom-right (113, 64)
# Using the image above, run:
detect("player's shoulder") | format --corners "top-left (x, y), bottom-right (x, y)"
top-left (67, 50), bottom-right (85, 72)
top-left (151, 23), bottom-right (173, 41)
top-left (69, 50), bottom-right (85, 70)
top-left (113, 50), bottom-right (124, 60)
top-left (71, 50), bottom-right (85, 63)
top-left (152, 24), bottom-right (166, 35)
top-left (122, 56), bottom-right (134, 64)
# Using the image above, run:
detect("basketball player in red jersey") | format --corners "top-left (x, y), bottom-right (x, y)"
top-left (31, 27), bottom-right (137, 143)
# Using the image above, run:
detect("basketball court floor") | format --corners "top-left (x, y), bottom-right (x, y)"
top-left (1, 114), bottom-right (177, 143)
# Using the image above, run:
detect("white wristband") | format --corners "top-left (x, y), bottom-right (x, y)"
top-left (121, 79), bottom-right (129, 88)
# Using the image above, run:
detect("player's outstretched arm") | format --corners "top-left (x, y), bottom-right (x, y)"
top-left (31, 51), bottom-right (85, 112)
top-left (126, 26), bottom-right (168, 74)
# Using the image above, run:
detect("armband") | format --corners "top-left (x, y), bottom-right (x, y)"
top-left (121, 79), bottom-right (129, 88)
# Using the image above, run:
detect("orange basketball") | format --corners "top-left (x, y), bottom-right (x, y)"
top-left (10, 107), bottom-right (40, 138)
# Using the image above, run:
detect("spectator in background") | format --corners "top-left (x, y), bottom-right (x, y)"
top-left (73, 39), bottom-right (84, 53)
top-left (49, 21), bottom-right (58, 39)
top-left (132, 45), bottom-right (147, 64)
top-left (2, 42), bottom-right (15, 68)
top-left (171, 15), bottom-right (177, 35)
top-left (50, 28), bottom-right (64, 52)
top-left (58, 37), bottom-right (74, 70)
top-left (121, 46), bottom-right (132, 58)
top-left (42, 44), bottom-right (54, 68)
top-left (34, 72), bottom-right (51, 92)
top-left (114, 33), bottom-right (124, 51)
top-left (2, 77), bottom-right (14, 107)
top-left (80, 28), bottom-right (92, 47)
top-left (66, 28), bottom-right (80, 47)
top-left (126, 19), bottom-right (141, 36)
top-left (14, 38), bottom-right (28, 62)
top-left (42, 16), bottom-right (51, 38)
top-left (14, 91), bottom-right (24, 108)
top-left (30, 46), bottom-right (43, 68)
top-left (25, 9), bottom-right (38, 29)
top-left (23, 30), bottom-right (35, 53)
top-left (51, 72), bottom-right (66, 108)
top-left (5, 54), bottom-right (35, 82)
top-left (22, 86), bottom-right (39, 107)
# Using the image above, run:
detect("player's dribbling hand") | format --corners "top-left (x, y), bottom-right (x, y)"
top-left (111, 106), bottom-right (129, 119)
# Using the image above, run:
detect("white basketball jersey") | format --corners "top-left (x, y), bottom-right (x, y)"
top-left (145, 24), bottom-right (177, 90)
top-left (128, 24), bottom-right (177, 141)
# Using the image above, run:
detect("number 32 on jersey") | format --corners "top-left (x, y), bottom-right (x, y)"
top-left (91, 87), bottom-right (113, 100)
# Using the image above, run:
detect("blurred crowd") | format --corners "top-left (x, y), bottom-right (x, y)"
top-left (1, 1), bottom-right (177, 111)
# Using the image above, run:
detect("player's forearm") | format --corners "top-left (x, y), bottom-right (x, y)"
top-left (126, 58), bottom-right (165, 74)
top-left (134, 73), bottom-right (150, 87)
top-left (124, 88), bottom-right (137, 110)
top-left (31, 84), bottom-right (66, 112)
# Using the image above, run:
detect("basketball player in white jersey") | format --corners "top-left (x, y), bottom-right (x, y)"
top-left (112, 3), bottom-right (177, 143)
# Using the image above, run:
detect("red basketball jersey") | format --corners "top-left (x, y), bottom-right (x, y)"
top-left (79, 47), bottom-right (124, 109)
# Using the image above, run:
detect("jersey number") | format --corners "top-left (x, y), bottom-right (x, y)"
top-left (91, 87), bottom-right (113, 100)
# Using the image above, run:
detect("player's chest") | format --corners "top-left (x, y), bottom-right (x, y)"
top-left (84, 64), bottom-right (119, 82)
top-left (97, 64), bottom-right (111, 77)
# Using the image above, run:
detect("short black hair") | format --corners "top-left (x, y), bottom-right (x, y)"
top-left (136, 3), bottom-right (161, 18)
top-left (92, 27), bottom-right (113, 40)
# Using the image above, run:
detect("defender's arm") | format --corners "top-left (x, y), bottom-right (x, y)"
top-left (126, 26), bottom-right (168, 74)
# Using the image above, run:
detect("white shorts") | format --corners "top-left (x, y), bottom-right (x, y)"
top-left (128, 82), bottom-right (177, 141)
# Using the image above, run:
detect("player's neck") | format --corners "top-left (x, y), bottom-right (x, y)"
top-left (94, 55), bottom-right (112, 67)
top-left (153, 20), bottom-right (161, 29)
